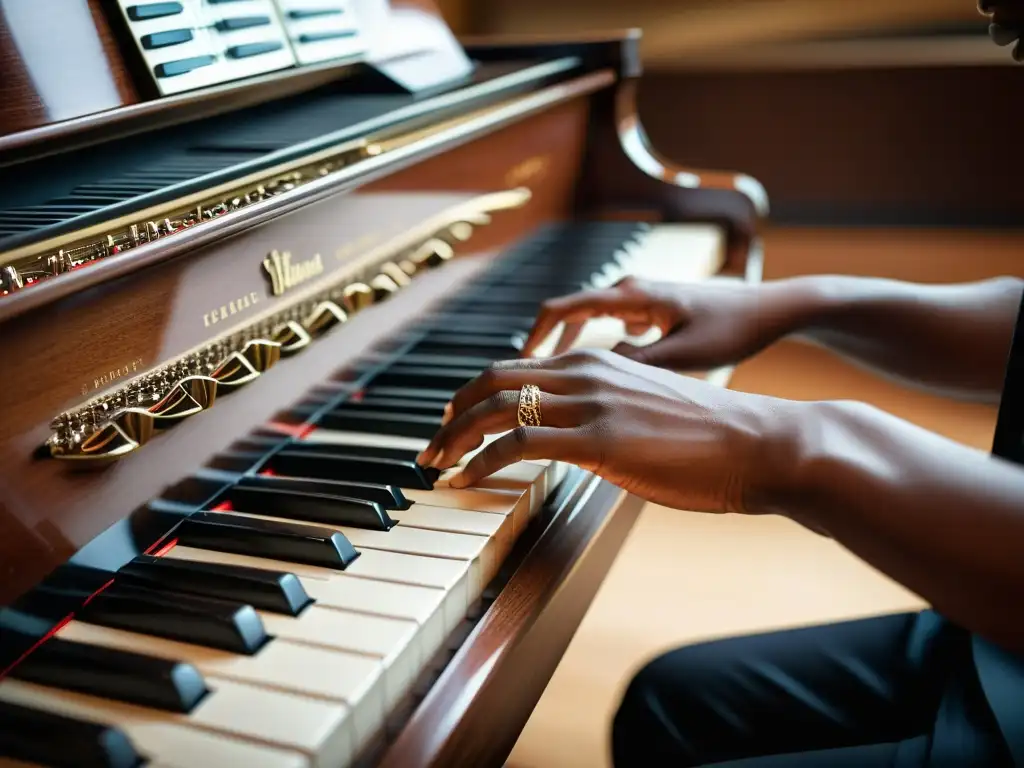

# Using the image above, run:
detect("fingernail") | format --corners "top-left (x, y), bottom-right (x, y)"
top-left (416, 448), bottom-right (434, 466)
top-left (427, 449), bottom-right (446, 469)
top-left (441, 402), bottom-right (453, 426)
top-left (448, 470), bottom-right (467, 489)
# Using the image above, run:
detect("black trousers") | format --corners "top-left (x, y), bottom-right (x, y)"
top-left (611, 611), bottom-right (1012, 767)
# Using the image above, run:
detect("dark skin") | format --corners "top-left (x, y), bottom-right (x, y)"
top-left (416, 273), bottom-right (1024, 654)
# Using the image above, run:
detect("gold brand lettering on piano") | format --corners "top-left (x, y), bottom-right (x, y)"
top-left (203, 291), bottom-right (260, 328)
top-left (80, 357), bottom-right (145, 395)
top-left (262, 250), bottom-right (325, 296)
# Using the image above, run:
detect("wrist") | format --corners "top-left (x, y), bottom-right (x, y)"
top-left (761, 275), bottom-right (841, 338)
top-left (742, 397), bottom-right (876, 522)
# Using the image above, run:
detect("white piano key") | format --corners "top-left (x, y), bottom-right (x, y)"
top-left (393, 504), bottom-right (513, 565)
top-left (333, 525), bottom-right (494, 598)
top-left (625, 223), bottom-right (725, 283)
top-left (435, 462), bottom-right (547, 514)
top-left (402, 480), bottom-right (530, 535)
top-left (222, 509), bottom-right (496, 599)
top-left (257, 607), bottom-right (419, 711)
top-left (57, 621), bottom-right (385, 753)
top-left (0, 679), bottom-right (310, 768)
top-left (461, 434), bottom-right (570, 498)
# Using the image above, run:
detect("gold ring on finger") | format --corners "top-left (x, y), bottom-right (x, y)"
top-left (517, 384), bottom-right (542, 427)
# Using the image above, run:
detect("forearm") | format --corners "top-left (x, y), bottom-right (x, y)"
top-left (760, 400), bottom-right (1024, 653)
top-left (771, 274), bottom-right (1023, 404)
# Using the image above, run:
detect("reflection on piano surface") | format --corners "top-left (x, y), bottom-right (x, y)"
top-left (0, 2), bottom-right (766, 766)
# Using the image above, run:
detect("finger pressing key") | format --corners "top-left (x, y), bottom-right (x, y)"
top-left (417, 363), bottom-right (574, 466)
top-left (448, 426), bottom-right (581, 488)
top-left (418, 389), bottom-right (586, 470)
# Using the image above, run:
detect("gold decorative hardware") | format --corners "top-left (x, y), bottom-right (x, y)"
top-left (341, 282), bottom-right (374, 312)
top-left (262, 250), bottom-right (326, 297)
top-left (46, 187), bottom-right (533, 463)
top-left (304, 301), bottom-right (348, 336)
top-left (0, 144), bottom-right (365, 298)
top-left (0, 81), bottom-right (552, 300)
top-left (272, 321), bottom-right (313, 355)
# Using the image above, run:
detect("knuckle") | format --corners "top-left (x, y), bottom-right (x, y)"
top-left (478, 366), bottom-right (501, 387)
top-left (562, 348), bottom-right (593, 365)
top-left (577, 348), bottom-right (613, 366)
top-left (589, 396), bottom-right (615, 421)
top-left (509, 426), bottom-right (532, 447)
top-left (485, 391), bottom-right (515, 412)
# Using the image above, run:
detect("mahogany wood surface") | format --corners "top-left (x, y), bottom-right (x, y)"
top-left (0, 0), bottom-right (138, 137)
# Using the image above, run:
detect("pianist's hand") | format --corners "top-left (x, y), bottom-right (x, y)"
top-left (416, 348), bottom-right (798, 515)
top-left (519, 276), bottom-right (803, 371)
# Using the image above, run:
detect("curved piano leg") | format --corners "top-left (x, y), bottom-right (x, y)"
top-left (578, 76), bottom-right (769, 284)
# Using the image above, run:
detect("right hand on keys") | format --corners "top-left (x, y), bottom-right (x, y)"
top-left (520, 276), bottom-right (809, 371)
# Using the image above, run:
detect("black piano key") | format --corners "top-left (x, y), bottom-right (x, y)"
top-left (119, 554), bottom-right (312, 616)
top-left (287, 8), bottom-right (344, 19)
top-left (227, 41), bottom-right (285, 58)
top-left (361, 386), bottom-right (455, 402)
top-left (316, 408), bottom-right (443, 440)
top-left (208, 449), bottom-right (265, 473)
top-left (214, 16), bottom-right (271, 32)
top-left (336, 396), bottom-right (447, 417)
top-left (176, 511), bottom-right (359, 570)
top-left (277, 441), bottom-right (425, 465)
top-left (389, 353), bottom-right (497, 370)
top-left (269, 449), bottom-right (437, 490)
top-left (422, 313), bottom-right (536, 333)
top-left (235, 472), bottom-right (410, 511)
top-left (127, 1), bottom-right (183, 21)
top-left (369, 365), bottom-right (480, 392)
top-left (451, 300), bottom-right (545, 316)
top-left (141, 28), bottom-right (193, 49)
top-left (154, 54), bottom-right (216, 78)
top-left (1, 608), bottom-right (207, 714)
top-left (297, 30), bottom-right (357, 43)
top-left (0, 700), bottom-right (142, 768)
top-left (71, 581), bottom-right (268, 655)
top-left (12, 641), bottom-right (207, 714)
top-left (213, 485), bottom-right (396, 531)
top-left (411, 338), bottom-right (521, 359)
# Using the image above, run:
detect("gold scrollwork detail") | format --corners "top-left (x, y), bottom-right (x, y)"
top-left (1, 146), bottom-right (367, 298)
top-left (46, 187), bottom-right (533, 464)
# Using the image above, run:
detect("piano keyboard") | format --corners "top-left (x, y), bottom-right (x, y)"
top-left (0, 220), bottom-right (728, 768)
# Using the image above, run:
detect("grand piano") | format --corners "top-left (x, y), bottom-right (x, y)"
top-left (0, 2), bottom-right (766, 766)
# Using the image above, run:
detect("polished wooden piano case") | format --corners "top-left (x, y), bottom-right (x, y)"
top-left (0, 2), bottom-right (766, 766)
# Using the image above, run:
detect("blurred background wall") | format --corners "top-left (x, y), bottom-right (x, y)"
top-left (434, 0), bottom-right (1024, 228)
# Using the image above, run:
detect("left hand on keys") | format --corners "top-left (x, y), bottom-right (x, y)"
top-left (416, 349), bottom-right (801, 515)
